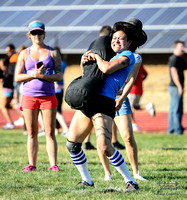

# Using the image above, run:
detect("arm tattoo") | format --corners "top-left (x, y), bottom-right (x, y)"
top-left (122, 57), bottom-right (130, 66)
top-left (52, 50), bottom-right (62, 74)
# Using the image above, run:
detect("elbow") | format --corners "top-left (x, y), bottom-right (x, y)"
top-left (14, 76), bottom-right (19, 83)
top-left (56, 73), bottom-right (63, 81)
top-left (102, 68), bottom-right (108, 74)
top-left (104, 69), bottom-right (114, 74)
top-left (101, 67), bottom-right (112, 74)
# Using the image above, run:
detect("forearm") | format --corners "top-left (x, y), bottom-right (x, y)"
top-left (119, 77), bottom-right (135, 102)
top-left (15, 73), bottom-right (33, 83)
top-left (119, 62), bottom-right (141, 101)
top-left (95, 54), bottom-right (130, 74)
top-left (95, 54), bottom-right (112, 74)
top-left (38, 72), bottom-right (63, 82)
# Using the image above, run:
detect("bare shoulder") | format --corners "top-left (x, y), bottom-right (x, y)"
top-left (18, 48), bottom-right (29, 61)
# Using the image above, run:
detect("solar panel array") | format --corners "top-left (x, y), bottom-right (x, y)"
top-left (0, 0), bottom-right (187, 54)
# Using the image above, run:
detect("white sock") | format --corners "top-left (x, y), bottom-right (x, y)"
top-left (70, 149), bottom-right (92, 184)
top-left (108, 150), bottom-right (135, 183)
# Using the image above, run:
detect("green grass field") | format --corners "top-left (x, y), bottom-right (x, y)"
top-left (0, 129), bottom-right (186, 200)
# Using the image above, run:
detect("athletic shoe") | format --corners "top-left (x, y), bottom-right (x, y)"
top-left (112, 141), bottom-right (125, 150)
top-left (76, 180), bottom-right (94, 187)
top-left (38, 129), bottom-right (45, 137)
top-left (48, 165), bottom-right (59, 171)
top-left (61, 131), bottom-right (68, 137)
top-left (104, 174), bottom-right (112, 181)
top-left (125, 181), bottom-right (140, 192)
top-left (132, 123), bottom-right (139, 131)
top-left (14, 117), bottom-right (24, 126)
top-left (3, 123), bottom-right (14, 129)
top-left (83, 142), bottom-right (96, 150)
top-left (134, 173), bottom-right (147, 181)
top-left (23, 165), bottom-right (36, 172)
top-left (146, 102), bottom-right (155, 117)
top-left (22, 131), bottom-right (27, 136)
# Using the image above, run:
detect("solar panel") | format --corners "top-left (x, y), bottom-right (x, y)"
top-left (152, 7), bottom-right (185, 25)
top-left (0, 1), bottom-right (186, 54)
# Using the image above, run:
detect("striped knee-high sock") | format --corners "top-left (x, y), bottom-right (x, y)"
top-left (70, 149), bottom-right (92, 184)
top-left (108, 149), bottom-right (134, 183)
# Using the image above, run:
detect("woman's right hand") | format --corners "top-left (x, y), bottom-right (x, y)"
top-left (30, 64), bottom-right (46, 78)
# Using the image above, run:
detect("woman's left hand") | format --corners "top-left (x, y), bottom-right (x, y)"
top-left (88, 53), bottom-right (96, 61)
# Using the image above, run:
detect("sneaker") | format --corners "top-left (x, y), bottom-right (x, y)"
top-left (38, 129), bottom-right (45, 137)
top-left (112, 141), bottom-right (125, 150)
top-left (132, 123), bottom-right (139, 131)
top-left (14, 117), bottom-right (24, 126)
top-left (3, 123), bottom-right (14, 129)
top-left (22, 131), bottom-right (27, 136)
top-left (61, 131), bottom-right (68, 137)
top-left (125, 181), bottom-right (140, 192)
top-left (76, 180), bottom-right (94, 187)
top-left (83, 142), bottom-right (96, 150)
top-left (48, 165), bottom-right (59, 171)
top-left (23, 164), bottom-right (36, 172)
top-left (104, 174), bottom-right (112, 181)
top-left (134, 173), bottom-right (147, 181)
top-left (146, 102), bottom-right (155, 117)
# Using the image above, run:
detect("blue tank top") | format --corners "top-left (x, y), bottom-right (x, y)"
top-left (99, 50), bottom-right (135, 99)
top-left (23, 46), bottom-right (55, 97)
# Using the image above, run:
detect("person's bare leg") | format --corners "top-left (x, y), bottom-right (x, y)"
top-left (93, 113), bottom-right (135, 183)
top-left (23, 108), bottom-right (39, 166)
top-left (111, 121), bottom-right (117, 143)
top-left (67, 110), bottom-right (94, 184)
top-left (1, 96), bottom-right (13, 123)
top-left (84, 133), bottom-right (91, 143)
top-left (114, 114), bottom-right (138, 176)
top-left (42, 108), bottom-right (57, 166)
top-left (97, 146), bottom-right (111, 176)
top-left (38, 111), bottom-right (44, 130)
top-left (56, 111), bottom-right (69, 132)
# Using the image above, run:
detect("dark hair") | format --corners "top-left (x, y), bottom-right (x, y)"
top-left (112, 24), bottom-right (139, 52)
top-left (100, 25), bottom-right (112, 36)
top-left (173, 40), bottom-right (185, 47)
top-left (6, 44), bottom-right (15, 50)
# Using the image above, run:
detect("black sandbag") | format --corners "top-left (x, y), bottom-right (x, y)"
top-left (65, 35), bottom-right (115, 109)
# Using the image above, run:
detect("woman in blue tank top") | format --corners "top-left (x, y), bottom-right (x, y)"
top-left (15, 21), bottom-right (62, 172)
top-left (66, 22), bottom-right (143, 190)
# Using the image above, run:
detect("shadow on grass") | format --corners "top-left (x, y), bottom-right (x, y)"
top-left (162, 147), bottom-right (187, 150)
top-left (147, 175), bottom-right (187, 180)
top-left (156, 167), bottom-right (187, 172)
top-left (62, 186), bottom-right (125, 194)
top-left (99, 188), bottom-right (124, 193)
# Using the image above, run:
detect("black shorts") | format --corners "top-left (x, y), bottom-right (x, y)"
top-left (81, 95), bottom-right (116, 119)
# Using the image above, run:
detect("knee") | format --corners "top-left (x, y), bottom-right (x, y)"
top-left (27, 128), bottom-right (38, 138)
top-left (122, 132), bottom-right (133, 144)
top-left (97, 143), bottom-right (109, 156)
top-left (28, 131), bottom-right (37, 138)
top-left (66, 140), bottom-right (82, 155)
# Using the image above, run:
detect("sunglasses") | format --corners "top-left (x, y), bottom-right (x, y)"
top-left (30, 30), bottom-right (44, 35)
